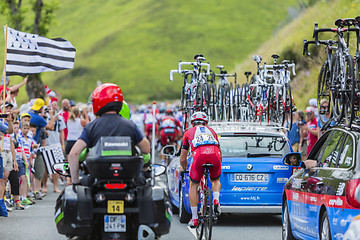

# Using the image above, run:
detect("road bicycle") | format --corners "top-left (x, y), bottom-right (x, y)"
top-left (303, 39), bottom-right (337, 125)
top-left (195, 163), bottom-right (217, 240)
top-left (170, 55), bottom-right (211, 130)
top-left (181, 163), bottom-right (217, 240)
top-left (213, 65), bottom-right (237, 121)
top-left (313, 19), bottom-right (359, 126)
top-left (263, 56), bottom-right (296, 130)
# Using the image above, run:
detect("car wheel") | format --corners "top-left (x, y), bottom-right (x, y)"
top-left (179, 187), bottom-right (191, 223)
top-left (282, 200), bottom-right (295, 240)
top-left (320, 211), bottom-right (332, 240)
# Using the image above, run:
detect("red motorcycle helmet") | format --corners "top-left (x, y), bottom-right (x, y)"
top-left (91, 83), bottom-right (123, 116)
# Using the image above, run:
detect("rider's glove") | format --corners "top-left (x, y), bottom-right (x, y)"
top-left (142, 153), bottom-right (151, 168)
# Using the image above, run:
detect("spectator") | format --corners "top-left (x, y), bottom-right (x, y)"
top-left (65, 106), bottom-right (88, 155)
top-left (287, 111), bottom-right (303, 152)
top-left (301, 107), bottom-right (318, 156)
top-left (317, 99), bottom-right (335, 134)
top-left (59, 99), bottom-right (71, 141)
top-left (17, 122), bottom-right (34, 206)
top-left (28, 98), bottom-right (54, 200)
top-left (0, 107), bottom-right (16, 217)
top-left (309, 98), bottom-right (319, 118)
top-left (42, 99), bottom-right (66, 193)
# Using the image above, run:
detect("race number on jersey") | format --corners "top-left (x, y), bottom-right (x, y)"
top-left (192, 126), bottom-right (218, 148)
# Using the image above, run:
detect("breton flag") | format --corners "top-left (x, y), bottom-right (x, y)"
top-left (39, 144), bottom-right (65, 175)
top-left (4, 26), bottom-right (76, 76)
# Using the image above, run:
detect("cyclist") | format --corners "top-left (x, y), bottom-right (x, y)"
top-left (158, 108), bottom-right (182, 161)
top-left (179, 112), bottom-right (222, 228)
top-left (68, 83), bottom-right (150, 184)
top-left (158, 108), bottom-right (182, 142)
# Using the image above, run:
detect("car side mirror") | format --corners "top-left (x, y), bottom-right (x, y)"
top-left (52, 162), bottom-right (70, 177)
top-left (153, 164), bottom-right (166, 177)
top-left (283, 152), bottom-right (303, 167)
top-left (161, 145), bottom-right (176, 157)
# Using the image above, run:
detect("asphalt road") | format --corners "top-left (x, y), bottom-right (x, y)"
top-left (0, 178), bottom-right (282, 240)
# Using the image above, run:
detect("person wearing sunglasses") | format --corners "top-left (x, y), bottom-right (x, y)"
top-left (299, 107), bottom-right (318, 156)
top-left (317, 99), bottom-right (335, 132)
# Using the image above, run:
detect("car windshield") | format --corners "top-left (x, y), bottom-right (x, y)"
top-left (219, 135), bottom-right (288, 157)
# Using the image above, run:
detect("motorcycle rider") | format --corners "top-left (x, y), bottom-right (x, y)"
top-left (68, 83), bottom-right (150, 184)
top-left (179, 112), bottom-right (222, 228)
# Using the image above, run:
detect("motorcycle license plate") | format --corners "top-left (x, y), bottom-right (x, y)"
top-left (104, 215), bottom-right (126, 232)
top-left (107, 200), bottom-right (124, 214)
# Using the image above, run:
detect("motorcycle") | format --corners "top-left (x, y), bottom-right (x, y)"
top-left (53, 136), bottom-right (171, 240)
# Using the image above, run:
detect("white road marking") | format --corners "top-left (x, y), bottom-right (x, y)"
top-left (187, 226), bottom-right (197, 239)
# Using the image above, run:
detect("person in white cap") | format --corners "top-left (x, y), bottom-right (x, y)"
top-left (308, 98), bottom-right (319, 118)
top-left (300, 107), bottom-right (318, 155)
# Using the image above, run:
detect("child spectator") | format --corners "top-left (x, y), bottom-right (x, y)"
top-left (19, 122), bottom-right (35, 205)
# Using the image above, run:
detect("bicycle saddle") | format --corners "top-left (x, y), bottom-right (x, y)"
top-left (335, 18), bottom-right (356, 28)
top-left (252, 55), bottom-right (262, 63)
top-left (271, 54), bottom-right (280, 60)
top-left (202, 164), bottom-right (214, 169)
top-left (282, 60), bottom-right (290, 65)
top-left (244, 71), bottom-right (252, 77)
top-left (194, 54), bottom-right (205, 61)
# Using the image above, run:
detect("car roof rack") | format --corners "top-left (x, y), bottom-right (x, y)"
top-left (208, 121), bottom-right (287, 134)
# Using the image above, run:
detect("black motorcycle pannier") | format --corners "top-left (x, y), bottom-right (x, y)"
top-left (86, 136), bottom-right (144, 179)
top-left (55, 185), bottom-right (93, 236)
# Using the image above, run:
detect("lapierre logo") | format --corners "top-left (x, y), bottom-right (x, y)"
top-left (273, 165), bottom-right (289, 170)
top-left (104, 142), bottom-right (129, 147)
top-left (329, 198), bottom-right (343, 206)
top-left (231, 186), bottom-right (267, 191)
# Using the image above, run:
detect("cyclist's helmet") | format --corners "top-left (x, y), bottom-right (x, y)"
top-left (91, 83), bottom-right (123, 116)
top-left (166, 108), bottom-right (174, 115)
top-left (190, 111), bottom-right (208, 125)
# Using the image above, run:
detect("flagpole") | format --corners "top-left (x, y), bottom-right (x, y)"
top-left (2, 24), bottom-right (8, 150)
top-left (3, 24), bottom-right (7, 104)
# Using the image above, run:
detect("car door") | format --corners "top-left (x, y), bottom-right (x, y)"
top-left (287, 130), bottom-right (332, 235)
top-left (303, 130), bottom-right (347, 238)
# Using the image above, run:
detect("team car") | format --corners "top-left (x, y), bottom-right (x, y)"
top-left (282, 125), bottom-right (360, 240)
top-left (165, 122), bottom-right (294, 223)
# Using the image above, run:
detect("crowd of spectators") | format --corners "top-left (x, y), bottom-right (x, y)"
top-left (0, 76), bottom-right (91, 217)
top-left (286, 98), bottom-right (335, 158)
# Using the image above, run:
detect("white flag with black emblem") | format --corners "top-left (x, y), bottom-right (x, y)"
top-left (39, 144), bottom-right (65, 175)
top-left (4, 26), bottom-right (76, 76)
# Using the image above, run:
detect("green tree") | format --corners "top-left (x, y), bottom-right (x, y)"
top-left (0, 0), bottom-right (59, 99)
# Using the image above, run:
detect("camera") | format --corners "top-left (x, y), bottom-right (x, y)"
top-left (297, 121), bottom-right (304, 126)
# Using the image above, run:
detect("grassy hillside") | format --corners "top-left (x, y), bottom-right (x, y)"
top-left (234, 0), bottom-right (360, 111)
top-left (0, 0), bottom-right (297, 104)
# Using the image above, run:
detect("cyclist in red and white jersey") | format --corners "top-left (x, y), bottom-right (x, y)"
top-left (158, 108), bottom-right (182, 146)
top-left (179, 112), bottom-right (222, 228)
top-left (158, 108), bottom-right (182, 163)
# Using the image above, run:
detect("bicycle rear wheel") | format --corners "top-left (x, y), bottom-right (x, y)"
top-left (331, 55), bottom-right (342, 120)
top-left (317, 62), bottom-right (332, 125)
top-left (203, 187), bottom-right (213, 240)
top-left (342, 54), bottom-right (355, 127)
top-left (196, 188), bottom-right (206, 240)
top-left (282, 83), bottom-right (293, 130)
